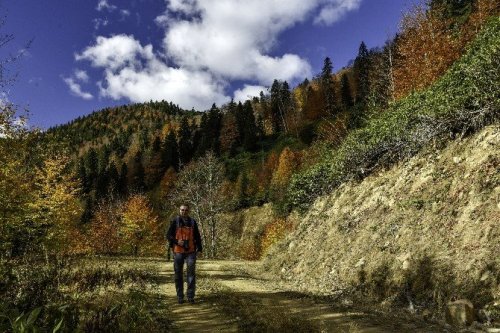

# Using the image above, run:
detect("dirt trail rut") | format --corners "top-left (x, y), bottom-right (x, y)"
top-left (158, 260), bottom-right (447, 332)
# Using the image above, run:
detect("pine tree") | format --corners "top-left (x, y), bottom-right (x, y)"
top-left (207, 103), bottom-right (222, 155)
top-left (85, 148), bottom-right (99, 184)
top-left (118, 162), bottom-right (129, 197)
top-left (355, 42), bottom-right (370, 104)
top-left (196, 112), bottom-right (210, 157)
top-left (152, 136), bottom-right (161, 153)
top-left (341, 73), bottom-right (354, 108)
top-left (131, 151), bottom-right (146, 192)
top-left (161, 130), bottom-right (179, 171)
top-left (177, 116), bottom-right (193, 167)
top-left (270, 80), bottom-right (291, 133)
top-left (242, 101), bottom-right (258, 151)
top-left (321, 57), bottom-right (337, 117)
top-left (108, 161), bottom-right (120, 197)
top-left (270, 80), bottom-right (282, 134)
top-left (77, 158), bottom-right (91, 194)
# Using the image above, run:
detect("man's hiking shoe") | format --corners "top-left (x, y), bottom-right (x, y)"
top-left (188, 298), bottom-right (195, 304)
top-left (178, 298), bottom-right (184, 304)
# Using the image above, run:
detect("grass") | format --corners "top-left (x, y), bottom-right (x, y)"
top-left (0, 256), bottom-right (173, 333)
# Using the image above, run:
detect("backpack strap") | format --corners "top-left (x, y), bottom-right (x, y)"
top-left (176, 216), bottom-right (193, 228)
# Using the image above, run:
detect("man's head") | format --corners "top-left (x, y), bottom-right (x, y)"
top-left (179, 204), bottom-right (189, 218)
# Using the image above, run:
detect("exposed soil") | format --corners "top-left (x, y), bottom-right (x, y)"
top-left (158, 259), bottom-right (450, 332)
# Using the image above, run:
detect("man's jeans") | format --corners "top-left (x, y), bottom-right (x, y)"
top-left (174, 252), bottom-right (197, 300)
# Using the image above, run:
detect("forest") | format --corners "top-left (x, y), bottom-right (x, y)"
top-left (1, 0), bottom-right (499, 331)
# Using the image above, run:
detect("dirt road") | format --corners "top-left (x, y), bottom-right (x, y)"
top-left (157, 259), bottom-right (448, 332)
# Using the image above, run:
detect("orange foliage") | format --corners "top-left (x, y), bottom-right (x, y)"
top-left (462, 0), bottom-right (500, 42)
top-left (393, 6), bottom-right (461, 99)
top-left (88, 202), bottom-right (122, 255)
top-left (261, 218), bottom-right (292, 256)
top-left (393, 0), bottom-right (499, 99)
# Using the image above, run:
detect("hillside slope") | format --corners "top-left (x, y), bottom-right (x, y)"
top-left (263, 124), bottom-right (499, 321)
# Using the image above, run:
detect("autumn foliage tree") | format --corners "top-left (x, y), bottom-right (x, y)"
top-left (392, 0), bottom-right (498, 99)
top-left (88, 201), bottom-right (122, 255)
top-left (120, 194), bottom-right (161, 256)
top-left (271, 147), bottom-right (302, 209)
top-left (30, 155), bottom-right (83, 255)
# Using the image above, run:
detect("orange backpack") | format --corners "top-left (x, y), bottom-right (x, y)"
top-left (173, 217), bottom-right (196, 253)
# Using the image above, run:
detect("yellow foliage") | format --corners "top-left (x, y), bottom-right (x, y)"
top-left (30, 155), bottom-right (83, 254)
top-left (271, 147), bottom-right (302, 188)
top-left (120, 194), bottom-right (161, 256)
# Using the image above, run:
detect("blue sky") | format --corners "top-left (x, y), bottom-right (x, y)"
top-left (2, 0), bottom-right (416, 129)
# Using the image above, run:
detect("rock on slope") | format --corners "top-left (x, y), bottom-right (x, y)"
top-left (263, 125), bottom-right (499, 318)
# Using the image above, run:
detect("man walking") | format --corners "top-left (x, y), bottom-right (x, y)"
top-left (166, 204), bottom-right (203, 304)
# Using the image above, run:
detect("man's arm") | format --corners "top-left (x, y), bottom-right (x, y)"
top-left (193, 221), bottom-right (203, 253)
top-left (166, 219), bottom-right (177, 248)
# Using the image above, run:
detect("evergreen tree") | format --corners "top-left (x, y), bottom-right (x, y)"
top-left (196, 112), bottom-right (210, 157)
top-left (85, 148), bottom-right (99, 179)
top-left (341, 73), bottom-right (354, 108)
top-left (131, 151), bottom-right (146, 192)
top-left (95, 168), bottom-right (109, 199)
top-left (108, 161), bottom-right (120, 197)
top-left (77, 158), bottom-right (91, 194)
top-left (118, 162), bottom-right (129, 197)
top-left (152, 136), bottom-right (161, 153)
top-left (85, 148), bottom-right (99, 192)
top-left (321, 57), bottom-right (337, 117)
top-left (270, 80), bottom-right (282, 134)
top-left (81, 197), bottom-right (93, 224)
top-left (161, 130), bottom-right (179, 171)
top-left (207, 103), bottom-right (222, 155)
top-left (242, 101), bottom-right (258, 151)
top-left (355, 42), bottom-right (370, 105)
top-left (177, 116), bottom-right (193, 167)
top-left (270, 80), bottom-right (291, 133)
top-left (235, 102), bottom-right (246, 145)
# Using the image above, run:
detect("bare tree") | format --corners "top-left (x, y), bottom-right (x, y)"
top-left (0, 16), bottom-right (31, 93)
top-left (169, 151), bottom-right (226, 258)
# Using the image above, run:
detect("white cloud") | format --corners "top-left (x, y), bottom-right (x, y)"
top-left (78, 0), bottom-right (362, 110)
top-left (74, 69), bottom-right (90, 82)
top-left (163, 0), bottom-right (315, 84)
top-left (120, 9), bottom-right (131, 18)
top-left (77, 35), bottom-right (228, 109)
top-left (96, 0), bottom-right (117, 12)
top-left (93, 18), bottom-right (109, 30)
top-left (63, 69), bottom-right (93, 100)
top-left (76, 35), bottom-right (154, 70)
top-left (314, 0), bottom-right (362, 25)
top-left (234, 85), bottom-right (267, 103)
